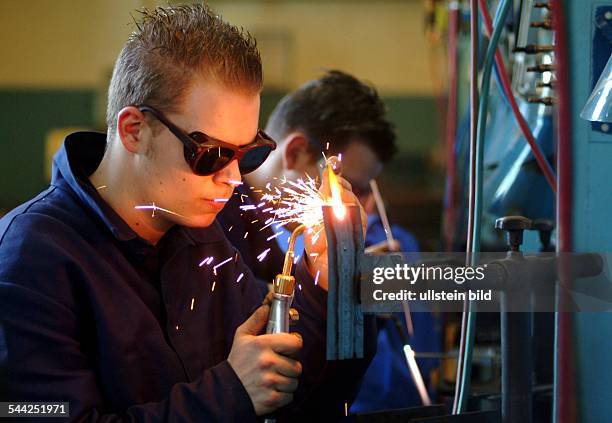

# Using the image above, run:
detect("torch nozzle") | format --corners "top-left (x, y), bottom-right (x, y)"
top-left (281, 224), bottom-right (306, 276)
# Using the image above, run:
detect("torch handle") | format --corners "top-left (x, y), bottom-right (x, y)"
top-left (266, 293), bottom-right (293, 334)
top-left (264, 293), bottom-right (294, 423)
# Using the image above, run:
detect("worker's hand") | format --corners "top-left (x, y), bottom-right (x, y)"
top-left (364, 239), bottom-right (401, 254)
top-left (227, 305), bottom-right (303, 416)
top-left (303, 160), bottom-right (367, 291)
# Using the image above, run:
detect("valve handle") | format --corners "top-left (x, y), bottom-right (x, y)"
top-left (495, 216), bottom-right (533, 252)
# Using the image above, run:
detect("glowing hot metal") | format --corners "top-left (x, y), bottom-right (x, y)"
top-left (327, 163), bottom-right (346, 220)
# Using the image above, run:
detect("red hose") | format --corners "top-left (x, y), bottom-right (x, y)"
top-left (551, 0), bottom-right (575, 421)
top-left (478, 0), bottom-right (557, 193)
top-left (444, 3), bottom-right (459, 251)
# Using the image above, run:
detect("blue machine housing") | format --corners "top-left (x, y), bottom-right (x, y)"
top-left (484, 97), bottom-right (555, 221)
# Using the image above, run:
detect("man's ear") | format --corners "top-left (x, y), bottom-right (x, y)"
top-left (282, 133), bottom-right (311, 170)
top-left (116, 106), bottom-right (146, 154)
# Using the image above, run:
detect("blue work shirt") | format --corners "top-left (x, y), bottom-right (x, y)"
top-left (364, 214), bottom-right (419, 253)
top-left (0, 132), bottom-right (343, 422)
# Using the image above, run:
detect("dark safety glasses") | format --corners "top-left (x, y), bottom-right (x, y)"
top-left (138, 105), bottom-right (276, 176)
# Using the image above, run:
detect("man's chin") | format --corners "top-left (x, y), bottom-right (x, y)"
top-left (181, 213), bottom-right (217, 229)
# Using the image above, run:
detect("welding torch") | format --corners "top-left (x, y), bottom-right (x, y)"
top-left (263, 224), bottom-right (305, 423)
top-left (265, 224), bottom-right (305, 334)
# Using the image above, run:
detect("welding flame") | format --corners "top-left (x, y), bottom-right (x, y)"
top-left (256, 157), bottom-right (347, 235)
top-left (327, 163), bottom-right (346, 220)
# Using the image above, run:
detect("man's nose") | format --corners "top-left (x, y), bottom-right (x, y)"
top-left (215, 159), bottom-right (241, 186)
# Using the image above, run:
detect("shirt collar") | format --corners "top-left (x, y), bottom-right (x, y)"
top-left (52, 131), bottom-right (142, 242)
top-left (51, 131), bottom-right (225, 247)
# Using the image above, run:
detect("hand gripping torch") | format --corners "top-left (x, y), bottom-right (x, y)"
top-left (263, 224), bottom-right (305, 423)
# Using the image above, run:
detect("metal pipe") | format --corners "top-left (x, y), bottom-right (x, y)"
top-left (281, 224), bottom-right (305, 276)
top-left (404, 345), bottom-right (432, 406)
top-left (513, 0), bottom-right (536, 94)
top-left (369, 179), bottom-right (395, 248)
top-left (551, 0), bottom-right (576, 421)
top-left (501, 310), bottom-right (533, 422)
top-left (266, 224), bottom-right (305, 335)
top-left (452, 0), bottom-right (480, 414)
top-left (369, 179), bottom-right (415, 337)
top-left (455, 0), bottom-right (513, 414)
top-left (444, 0), bottom-right (460, 252)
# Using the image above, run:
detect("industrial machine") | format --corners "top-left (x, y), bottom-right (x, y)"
top-left (440, 1), bottom-right (612, 422)
top-left (349, 1), bottom-right (612, 422)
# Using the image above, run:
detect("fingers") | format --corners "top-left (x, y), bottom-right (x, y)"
top-left (320, 167), bottom-right (332, 198)
top-left (257, 332), bottom-right (303, 356)
top-left (320, 165), bottom-right (354, 201)
top-left (262, 391), bottom-right (294, 410)
top-left (389, 239), bottom-right (401, 252)
top-left (261, 291), bottom-right (274, 306)
top-left (229, 313), bottom-right (303, 415)
top-left (364, 239), bottom-right (401, 254)
top-left (271, 352), bottom-right (302, 378)
top-left (338, 177), bottom-right (352, 193)
top-left (340, 182), bottom-right (358, 204)
top-left (261, 373), bottom-right (299, 394)
top-left (364, 239), bottom-right (391, 254)
top-left (255, 347), bottom-right (302, 378)
top-left (236, 305), bottom-right (270, 336)
top-left (326, 156), bottom-right (343, 175)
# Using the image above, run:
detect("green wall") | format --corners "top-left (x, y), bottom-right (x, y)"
top-left (0, 89), bottom-right (95, 209)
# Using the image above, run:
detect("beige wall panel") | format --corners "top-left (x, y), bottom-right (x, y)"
top-left (209, 1), bottom-right (439, 95)
top-left (0, 0), bottom-right (142, 88)
top-left (1, 1), bottom-right (440, 95)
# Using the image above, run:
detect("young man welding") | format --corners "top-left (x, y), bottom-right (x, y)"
top-left (0, 5), bottom-right (367, 422)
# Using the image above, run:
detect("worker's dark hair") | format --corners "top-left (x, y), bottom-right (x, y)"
top-left (106, 4), bottom-right (262, 138)
top-left (265, 70), bottom-right (397, 163)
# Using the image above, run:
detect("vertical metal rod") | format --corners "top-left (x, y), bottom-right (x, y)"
top-left (501, 303), bottom-right (534, 423)
top-left (453, 0), bottom-right (479, 414)
top-left (500, 251), bottom-right (533, 423)
top-left (404, 345), bottom-right (432, 406)
top-left (369, 179), bottom-right (395, 248)
top-left (369, 179), bottom-right (414, 337)
top-left (551, 0), bottom-right (576, 421)
top-left (444, 0), bottom-right (460, 252)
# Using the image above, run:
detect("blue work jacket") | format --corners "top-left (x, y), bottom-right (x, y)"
top-left (0, 132), bottom-right (359, 422)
